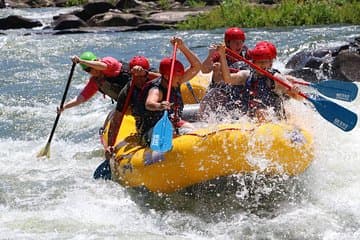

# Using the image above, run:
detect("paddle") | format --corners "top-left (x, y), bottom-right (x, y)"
top-left (226, 47), bottom-right (358, 132)
top-left (185, 81), bottom-right (200, 103)
top-left (150, 43), bottom-right (178, 152)
top-left (292, 79), bottom-right (358, 102)
top-left (37, 62), bottom-right (76, 158)
top-left (225, 53), bottom-right (358, 102)
top-left (94, 78), bottom-right (137, 180)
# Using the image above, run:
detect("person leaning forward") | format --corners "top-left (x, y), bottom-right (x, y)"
top-left (57, 51), bottom-right (131, 113)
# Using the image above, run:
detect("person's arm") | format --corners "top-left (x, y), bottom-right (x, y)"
top-left (131, 66), bottom-right (161, 80)
top-left (171, 37), bottom-right (201, 83)
top-left (58, 95), bottom-right (86, 113)
top-left (274, 73), bottom-right (303, 100)
top-left (285, 74), bottom-right (309, 85)
top-left (211, 62), bottom-right (223, 84)
top-left (145, 88), bottom-right (171, 111)
top-left (201, 46), bottom-right (217, 74)
top-left (148, 71), bottom-right (161, 80)
top-left (72, 55), bottom-right (107, 71)
top-left (58, 78), bottom-right (98, 113)
top-left (218, 44), bottom-right (248, 85)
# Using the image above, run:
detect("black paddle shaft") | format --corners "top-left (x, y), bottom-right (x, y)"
top-left (45, 62), bottom-right (76, 145)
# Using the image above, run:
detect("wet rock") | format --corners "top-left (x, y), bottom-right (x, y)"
top-left (286, 68), bottom-right (318, 83)
top-left (87, 11), bottom-right (146, 27)
top-left (6, 0), bottom-right (54, 7)
top-left (285, 38), bottom-right (360, 82)
top-left (149, 10), bottom-right (205, 24)
top-left (54, 0), bottom-right (68, 7)
top-left (332, 51), bottom-right (360, 82)
top-left (116, 0), bottom-right (141, 9)
top-left (75, 2), bottom-right (115, 22)
top-left (5, 0), bottom-right (33, 7)
top-left (127, 23), bottom-right (172, 31)
top-left (3, 0), bottom-right (215, 32)
top-left (0, 15), bottom-right (42, 30)
top-left (53, 14), bottom-right (88, 30)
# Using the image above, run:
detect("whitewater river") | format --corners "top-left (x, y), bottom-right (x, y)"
top-left (1, 7), bottom-right (359, 240)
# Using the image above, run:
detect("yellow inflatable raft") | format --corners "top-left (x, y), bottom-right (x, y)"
top-left (101, 114), bottom-right (314, 194)
top-left (180, 73), bottom-right (210, 104)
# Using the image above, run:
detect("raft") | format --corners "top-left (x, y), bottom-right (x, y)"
top-left (180, 72), bottom-right (210, 104)
top-left (101, 113), bottom-right (314, 193)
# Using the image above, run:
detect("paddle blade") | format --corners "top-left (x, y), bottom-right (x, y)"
top-left (93, 159), bottom-right (112, 180)
top-left (150, 111), bottom-right (173, 152)
top-left (308, 94), bottom-right (358, 131)
top-left (36, 143), bottom-right (50, 158)
top-left (313, 80), bottom-right (358, 102)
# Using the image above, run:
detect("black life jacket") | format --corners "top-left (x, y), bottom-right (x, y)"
top-left (94, 61), bottom-right (131, 101)
top-left (135, 77), bottom-right (184, 135)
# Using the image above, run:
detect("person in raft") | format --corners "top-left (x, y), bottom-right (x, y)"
top-left (215, 41), bottom-right (302, 122)
top-left (57, 51), bottom-right (131, 113)
top-left (199, 27), bottom-right (251, 117)
top-left (137, 36), bottom-right (202, 146)
top-left (104, 56), bottom-right (161, 159)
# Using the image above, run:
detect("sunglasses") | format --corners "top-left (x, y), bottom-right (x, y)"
top-left (84, 67), bottom-right (92, 73)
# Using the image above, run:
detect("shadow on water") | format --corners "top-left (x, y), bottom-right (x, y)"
top-left (125, 173), bottom-right (310, 222)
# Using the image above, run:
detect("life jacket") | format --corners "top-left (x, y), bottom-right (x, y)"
top-left (94, 61), bottom-right (131, 101)
top-left (209, 45), bottom-right (250, 90)
top-left (135, 77), bottom-right (184, 135)
top-left (242, 68), bottom-right (285, 118)
top-left (130, 85), bottom-right (146, 132)
top-left (225, 84), bottom-right (245, 111)
top-left (227, 45), bottom-right (250, 71)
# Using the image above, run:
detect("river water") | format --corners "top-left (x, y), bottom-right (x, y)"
top-left (1, 7), bottom-right (359, 240)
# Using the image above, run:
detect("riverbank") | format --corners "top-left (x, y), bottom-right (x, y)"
top-left (1, 0), bottom-right (359, 34)
top-left (179, 0), bottom-right (360, 29)
top-left (0, 0), bottom-right (216, 33)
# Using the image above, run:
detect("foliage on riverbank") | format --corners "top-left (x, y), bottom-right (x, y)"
top-left (178, 0), bottom-right (360, 29)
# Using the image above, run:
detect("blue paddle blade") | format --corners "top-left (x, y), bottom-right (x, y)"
top-left (313, 80), bottom-right (358, 102)
top-left (308, 94), bottom-right (358, 132)
top-left (150, 111), bottom-right (174, 152)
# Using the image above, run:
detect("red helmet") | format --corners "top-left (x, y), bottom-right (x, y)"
top-left (224, 27), bottom-right (246, 43)
top-left (250, 45), bottom-right (274, 61)
top-left (159, 57), bottom-right (185, 76)
top-left (129, 55), bottom-right (150, 70)
top-left (255, 41), bottom-right (277, 59)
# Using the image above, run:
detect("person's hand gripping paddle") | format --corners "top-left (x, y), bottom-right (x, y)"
top-left (150, 43), bottom-right (178, 152)
top-left (226, 47), bottom-right (357, 132)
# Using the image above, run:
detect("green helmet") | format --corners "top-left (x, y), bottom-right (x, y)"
top-left (79, 51), bottom-right (97, 70)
